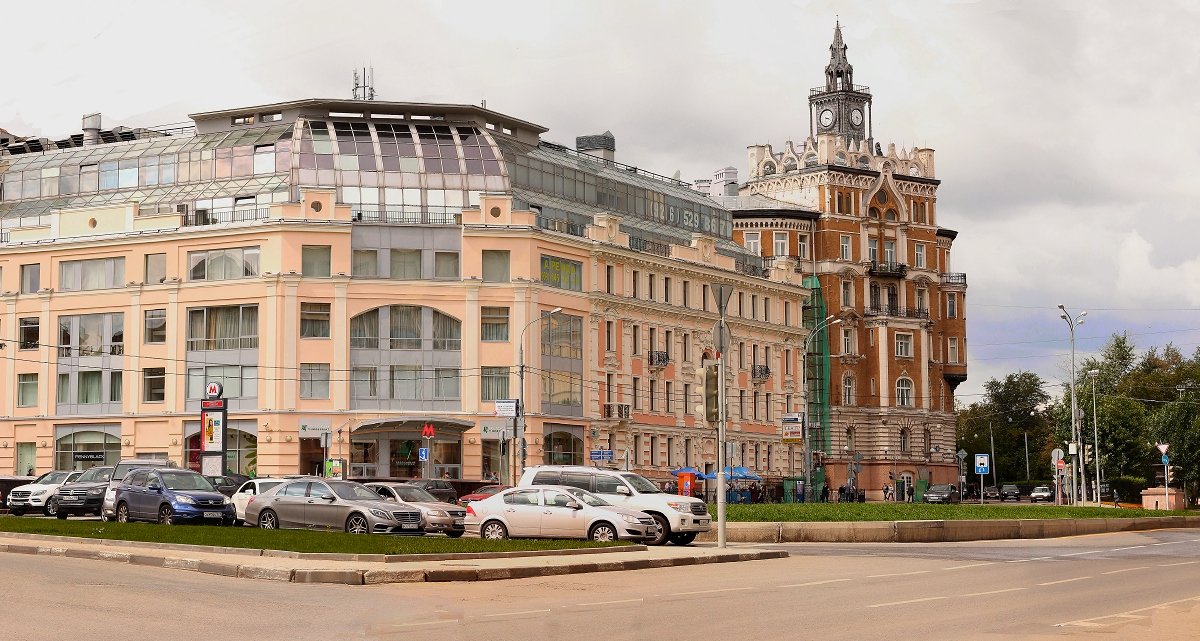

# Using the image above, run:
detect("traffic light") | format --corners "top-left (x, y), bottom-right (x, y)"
top-left (703, 364), bottom-right (720, 423)
top-left (1084, 444), bottom-right (1092, 464)
top-left (1167, 465), bottom-right (1178, 485)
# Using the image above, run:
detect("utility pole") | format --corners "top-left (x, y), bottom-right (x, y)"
top-left (1059, 305), bottom-right (1087, 504)
top-left (988, 421), bottom-right (997, 490)
top-left (517, 307), bottom-right (562, 478)
top-left (709, 283), bottom-right (735, 549)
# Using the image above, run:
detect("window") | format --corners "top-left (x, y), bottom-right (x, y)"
top-left (682, 333), bottom-right (691, 362)
top-left (605, 321), bottom-right (615, 352)
top-left (390, 366), bottom-right (422, 400)
top-left (352, 250), bottom-right (378, 277)
top-left (232, 115), bottom-right (254, 125)
top-left (605, 265), bottom-right (615, 294)
top-left (144, 310), bottom-right (166, 344)
top-left (20, 264), bottom-right (40, 294)
top-left (110, 371), bottom-right (123, 402)
top-left (843, 328), bottom-right (854, 355)
top-left (186, 305), bottom-right (259, 350)
top-left (797, 234), bottom-right (809, 259)
top-left (632, 377), bottom-right (642, 410)
top-left (649, 380), bottom-right (658, 412)
top-left (300, 364), bottom-right (330, 399)
top-left (896, 333), bottom-right (912, 357)
top-left (839, 235), bottom-right (852, 260)
top-left (481, 307), bottom-right (509, 341)
top-left (868, 238), bottom-right (878, 262)
top-left (763, 297), bottom-right (771, 322)
top-left (434, 252), bottom-right (460, 278)
top-left (916, 288), bottom-right (928, 312)
top-left (948, 337), bottom-right (960, 364)
top-left (187, 247), bottom-right (258, 281)
top-left (482, 250), bottom-right (510, 282)
top-left (632, 270), bottom-right (640, 298)
top-left (143, 368), bottom-right (166, 402)
top-left (841, 280), bottom-right (853, 307)
top-left (434, 368), bottom-right (459, 398)
top-left (300, 303), bottom-right (331, 338)
top-left (738, 293), bottom-right (745, 317)
top-left (186, 365), bottom-right (258, 399)
top-left (632, 325), bottom-right (641, 355)
top-left (262, 112), bottom-right (282, 122)
top-left (481, 367), bottom-right (510, 401)
top-left (914, 243), bottom-right (926, 268)
top-left (145, 253), bottom-right (166, 284)
top-left (540, 255), bottom-right (582, 291)
top-left (773, 232), bottom-right (788, 256)
top-left (352, 367), bottom-right (379, 398)
top-left (432, 310), bottom-right (462, 350)
top-left (702, 284), bottom-right (709, 311)
top-left (18, 318), bottom-right (39, 349)
top-left (896, 378), bottom-right (914, 407)
top-left (59, 313), bottom-right (123, 356)
top-left (648, 274), bottom-right (656, 301)
top-left (302, 246), bottom-right (331, 277)
top-left (684, 383), bottom-right (692, 411)
top-left (899, 428), bottom-right (911, 453)
top-left (743, 232), bottom-right (761, 254)
top-left (60, 257), bottom-right (125, 291)
top-left (650, 435), bottom-right (660, 466)
top-left (541, 313), bottom-right (583, 359)
top-left (682, 281), bottom-right (690, 307)
top-left (390, 249), bottom-right (422, 279)
top-left (752, 391), bottom-right (760, 420)
top-left (784, 348), bottom-right (792, 374)
top-left (884, 240), bottom-right (896, 263)
top-left (606, 374), bottom-right (615, 403)
top-left (947, 293), bottom-right (959, 318)
top-left (664, 330), bottom-right (673, 358)
top-left (17, 373), bottom-right (37, 407)
top-left (739, 342), bottom-right (746, 368)
top-left (842, 374), bottom-right (855, 406)
top-left (664, 277), bottom-right (672, 304)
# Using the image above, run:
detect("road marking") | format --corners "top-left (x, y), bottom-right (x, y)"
top-left (1101, 566), bottom-right (1151, 575)
top-left (576, 598), bottom-right (643, 607)
top-left (869, 596), bottom-right (947, 608)
top-left (1060, 550), bottom-right (1102, 556)
top-left (387, 621), bottom-right (455, 628)
top-left (670, 587), bottom-right (754, 596)
top-left (1057, 595), bottom-right (1200, 627)
top-left (1030, 556), bottom-right (1052, 561)
top-left (1039, 576), bottom-right (1091, 586)
top-left (777, 578), bottom-right (853, 588)
top-left (867, 570), bottom-right (931, 578)
top-left (1160, 561), bottom-right (1198, 567)
top-left (483, 609), bottom-right (551, 618)
top-left (1111, 545), bottom-right (1146, 551)
top-left (963, 587), bottom-right (1026, 597)
top-left (942, 562), bottom-right (994, 570)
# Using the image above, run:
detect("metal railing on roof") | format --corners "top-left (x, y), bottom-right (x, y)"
top-left (185, 207), bottom-right (271, 227)
top-left (809, 84), bottom-right (871, 95)
top-left (536, 216), bottom-right (586, 237)
top-left (941, 273), bottom-right (967, 285)
top-left (352, 206), bottom-right (460, 226)
top-left (735, 258), bottom-right (768, 278)
top-left (628, 236), bottom-right (671, 257)
top-left (864, 306), bottom-right (930, 320)
top-left (538, 141), bottom-right (692, 188)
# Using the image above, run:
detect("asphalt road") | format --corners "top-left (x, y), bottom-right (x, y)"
top-left (2, 528), bottom-right (1198, 641)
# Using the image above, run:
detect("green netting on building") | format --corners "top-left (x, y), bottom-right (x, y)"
top-left (803, 275), bottom-right (832, 494)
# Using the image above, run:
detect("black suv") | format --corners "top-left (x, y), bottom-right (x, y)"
top-left (406, 479), bottom-right (457, 503)
top-left (999, 484), bottom-right (1021, 502)
top-left (55, 466), bottom-right (114, 518)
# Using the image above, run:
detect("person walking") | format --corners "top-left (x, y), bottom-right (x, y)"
top-left (906, 483), bottom-right (914, 503)
top-left (1112, 489), bottom-right (1121, 509)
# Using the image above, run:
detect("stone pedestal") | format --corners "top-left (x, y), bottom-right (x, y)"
top-left (1140, 487), bottom-right (1184, 510)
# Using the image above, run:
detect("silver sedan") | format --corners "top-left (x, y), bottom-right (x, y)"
top-left (245, 479), bottom-right (422, 534)
top-left (364, 482), bottom-right (467, 537)
top-left (465, 485), bottom-right (656, 541)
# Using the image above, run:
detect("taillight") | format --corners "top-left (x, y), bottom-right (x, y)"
top-left (466, 505), bottom-right (476, 516)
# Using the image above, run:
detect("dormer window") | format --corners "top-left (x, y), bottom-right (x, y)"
top-left (232, 115), bottom-right (254, 125)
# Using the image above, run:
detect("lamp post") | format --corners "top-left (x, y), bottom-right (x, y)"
top-left (988, 421), bottom-right (998, 491)
top-left (802, 315), bottom-right (841, 503)
top-left (1088, 369), bottom-right (1101, 504)
top-left (1058, 304), bottom-right (1087, 504)
top-left (518, 306), bottom-right (562, 476)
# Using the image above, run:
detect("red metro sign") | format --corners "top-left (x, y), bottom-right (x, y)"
top-left (421, 423), bottom-right (436, 439)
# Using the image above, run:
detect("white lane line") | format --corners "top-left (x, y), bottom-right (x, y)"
top-left (869, 596), bottom-right (947, 608)
top-left (483, 609), bottom-right (551, 618)
top-left (963, 587), bottom-right (1026, 597)
top-left (1160, 561), bottom-right (1199, 567)
top-left (1008, 559), bottom-right (1033, 563)
top-left (867, 570), bottom-right (931, 578)
top-left (1060, 550), bottom-right (1102, 556)
top-left (576, 598), bottom-right (643, 607)
top-left (1101, 566), bottom-right (1151, 575)
top-left (670, 587), bottom-right (754, 596)
top-left (387, 621), bottom-right (455, 628)
top-left (1039, 576), bottom-right (1091, 586)
top-left (777, 578), bottom-right (853, 588)
top-left (942, 562), bottom-right (995, 570)
top-left (1030, 556), bottom-right (1052, 561)
top-left (1111, 545), bottom-right (1146, 551)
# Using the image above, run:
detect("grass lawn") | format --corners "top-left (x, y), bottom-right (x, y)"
top-left (717, 503), bottom-right (1193, 522)
top-left (0, 517), bottom-right (627, 554)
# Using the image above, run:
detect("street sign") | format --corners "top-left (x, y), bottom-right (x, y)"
top-left (1056, 459), bottom-right (1065, 471)
top-left (711, 320), bottom-right (731, 355)
top-left (421, 423), bottom-right (436, 439)
top-left (710, 283), bottom-right (735, 315)
top-left (781, 413), bottom-right (805, 443)
top-left (1157, 443), bottom-right (1169, 455)
top-left (589, 450), bottom-right (615, 461)
top-left (418, 447), bottom-right (429, 462)
top-left (1162, 454), bottom-right (1170, 466)
top-left (495, 399), bottom-right (519, 417)
top-left (956, 449), bottom-right (968, 462)
top-left (974, 454), bottom-right (990, 475)
top-left (1051, 448), bottom-right (1064, 463)
top-left (205, 381), bottom-right (224, 399)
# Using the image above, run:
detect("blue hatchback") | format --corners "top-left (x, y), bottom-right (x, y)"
top-left (113, 468), bottom-right (234, 525)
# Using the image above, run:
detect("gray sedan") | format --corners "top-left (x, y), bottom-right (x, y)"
top-left (245, 479), bottom-right (422, 534)
top-left (364, 482), bottom-right (467, 537)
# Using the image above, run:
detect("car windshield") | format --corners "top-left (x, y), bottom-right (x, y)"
top-left (1002, 486), bottom-right (1018, 491)
top-left (331, 482), bottom-right (383, 501)
top-left (1034, 486), bottom-right (1050, 492)
top-left (393, 486), bottom-right (439, 502)
top-left (160, 472), bottom-right (215, 491)
top-left (114, 462), bottom-right (172, 479)
top-left (77, 467), bottom-right (113, 483)
top-left (564, 488), bottom-right (610, 506)
top-left (620, 473), bottom-right (661, 493)
top-left (929, 485), bottom-right (951, 492)
top-left (35, 471), bottom-right (71, 485)
top-left (479, 485), bottom-right (505, 496)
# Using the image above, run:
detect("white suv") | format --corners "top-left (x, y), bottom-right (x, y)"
top-left (518, 465), bottom-right (710, 545)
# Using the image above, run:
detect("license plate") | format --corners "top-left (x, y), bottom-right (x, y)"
top-left (61, 497), bottom-right (82, 502)
top-left (453, 519), bottom-right (464, 526)
top-left (401, 523), bottom-right (418, 529)
top-left (203, 512), bottom-right (223, 518)
top-left (697, 519), bottom-right (710, 526)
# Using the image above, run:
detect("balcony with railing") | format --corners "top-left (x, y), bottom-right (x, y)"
top-left (648, 350), bottom-right (670, 368)
top-left (751, 364), bottom-right (771, 381)
top-left (603, 402), bottom-right (632, 419)
top-left (186, 336), bottom-right (260, 351)
top-left (864, 306), bottom-right (930, 320)
top-left (57, 343), bottom-right (124, 357)
top-left (762, 255), bottom-right (807, 273)
top-left (941, 272), bottom-right (967, 286)
top-left (810, 83), bottom-right (871, 96)
top-left (184, 206), bottom-right (271, 227)
top-left (735, 258), bottom-right (768, 278)
top-left (536, 216), bottom-right (587, 237)
top-left (629, 236), bottom-right (671, 257)
top-left (868, 261), bottom-right (908, 278)
top-left (351, 206), bottom-right (459, 226)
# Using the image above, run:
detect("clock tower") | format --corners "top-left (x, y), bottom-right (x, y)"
top-left (810, 22), bottom-right (872, 144)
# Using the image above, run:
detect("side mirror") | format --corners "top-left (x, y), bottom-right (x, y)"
top-left (323, 495), bottom-right (337, 502)
top-left (385, 496), bottom-right (397, 503)
top-left (565, 500), bottom-right (582, 510)
top-left (615, 486), bottom-right (631, 496)
top-left (148, 483), bottom-right (161, 493)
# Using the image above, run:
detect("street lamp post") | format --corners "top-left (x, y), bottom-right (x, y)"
top-left (988, 421), bottom-right (998, 491)
top-left (802, 315), bottom-right (841, 503)
top-left (1058, 304), bottom-right (1087, 504)
top-left (517, 306), bottom-right (563, 477)
top-left (1088, 369), bottom-right (1101, 504)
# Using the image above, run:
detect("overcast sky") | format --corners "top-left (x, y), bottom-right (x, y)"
top-left (5, 0), bottom-right (1200, 404)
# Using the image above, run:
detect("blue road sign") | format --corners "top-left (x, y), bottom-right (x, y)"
top-left (974, 454), bottom-right (990, 475)
top-left (419, 447), bottom-right (429, 462)
top-left (1162, 454), bottom-right (1169, 466)
top-left (589, 450), bottom-right (615, 461)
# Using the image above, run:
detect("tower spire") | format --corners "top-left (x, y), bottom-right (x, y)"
top-left (825, 21), bottom-right (853, 90)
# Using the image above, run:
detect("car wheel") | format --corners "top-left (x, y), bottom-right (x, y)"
top-left (345, 513), bottom-right (370, 534)
top-left (647, 514), bottom-right (671, 546)
top-left (481, 520), bottom-right (508, 540)
top-left (589, 522), bottom-right (618, 542)
top-left (56, 510), bottom-right (68, 520)
top-left (44, 497), bottom-right (59, 517)
top-left (445, 530), bottom-right (465, 538)
top-left (258, 510), bottom-right (279, 530)
top-left (10, 509), bottom-right (24, 516)
top-left (670, 532), bottom-right (698, 546)
top-left (116, 503), bottom-right (130, 523)
top-left (158, 505), bottom-right (174, 525)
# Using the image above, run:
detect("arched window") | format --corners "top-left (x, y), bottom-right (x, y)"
top-left (762, 162), bottom-right (776, 175)
top-left (783, 159), bottom-right (797, 172)
top-left (923, 428), bottom-right (932, 455)
top-left (868, 207), bottom-right (879, 218)
top-left (842, 374), bottom-right (855, 406)
top-left (836, 193), bottom-right (844, 214)
top-left (885, 209), bottom-right (898, 221)
top-left (896, 378), bottom-right (914, 407)
top-left (545, 431), bottom-right (583, 465)
top-left (899, 428), bottom-right (910, 454)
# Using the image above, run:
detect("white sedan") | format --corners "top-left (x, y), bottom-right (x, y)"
top-left (465, 485), bottom-right (657, 542)
top-left (229, 478), bottom-right (286, 525)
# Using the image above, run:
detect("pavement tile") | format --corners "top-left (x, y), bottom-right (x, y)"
top-left (362, 569), bottom-right (426, 584)
top-left (293, 569), bottom-right (365, 585)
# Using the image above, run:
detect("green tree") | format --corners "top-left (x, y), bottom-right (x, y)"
top-left (1146, 398), bottom-right (1200, 499)
top-left (957, 372), bottom-right (1051, 483)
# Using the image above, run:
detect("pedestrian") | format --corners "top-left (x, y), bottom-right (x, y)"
top-left (906, 484), bottom-right (914, 503)
top-left (1112, 489), bottom-right (1121, 509)
top-left (820, 483), bottom-right (829, 503)
top-left (882, 484), bottom-right (890, 502)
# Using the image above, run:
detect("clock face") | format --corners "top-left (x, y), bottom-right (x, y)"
top-left (851, 108), bottom-right (863, 126)
top-left (819, 109), bottom-right (835, 127)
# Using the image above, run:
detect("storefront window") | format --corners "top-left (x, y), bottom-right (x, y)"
top-left (55, 429), bottom-right (121, 470)
top-left (544, 431), bottom-right (583, 466)
top-left (184, 424), bottom-right (257, 475)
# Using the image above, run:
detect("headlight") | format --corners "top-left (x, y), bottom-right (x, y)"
top-left (88, 487), bottom-right (105, 495)
top-left (429, 509), bottom-right (447, 517)
top-left (666, 501), bottom-right (692, 513)
top-left (174, 495), bottom-right (196, 505)
top-left (223, 496), bottom-right (232, 505)
top-left (620, 514), bottom-right (640, 524)
top-left (369, 509), bottom-right (393, 519)
top-left (31, 490), bottom-right (47, 496)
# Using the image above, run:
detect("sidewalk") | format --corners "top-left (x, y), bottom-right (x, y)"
top-left (0, 532), bottom-right (787, 585)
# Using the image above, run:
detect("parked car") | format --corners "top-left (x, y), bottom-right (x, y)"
top-left (1000, 484), bottom-right (1021, 502)
top-left (101, 459), bottom-right (179, 520)
top-left (1029, 486), bottom-right (1054, 503)
top-left (922, 484), bottom-right (960, 504)
top-left (983, 486), bottom-right (1000, 501)
top-left (365, 482), bottom-right (467, 537)
top-left (458, 484), bottom-right (510, 506)
top-left (245, 479), bottom-right (422, 534)
top-left (112, 468), bottom-right (234, 525)
top-left (519, 465), bottom-right (710, 546)
top-left (204, 473), bottom-right (251, 497)
top-left (6, 470), bottom-right (82, 516)
top-left (55, 466), bottom-right (115, 518)
top-left (229, 478), bottom-right (287, 525)
top-left (405, 479), bottom-right (457, 503)
top-left (466, 485), bottom-right (657, 541)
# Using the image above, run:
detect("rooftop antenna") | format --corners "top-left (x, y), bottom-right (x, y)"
top-left (481, 99), bottom-right (487, 109)
top-left (352, 66), bottom-right (376, 101)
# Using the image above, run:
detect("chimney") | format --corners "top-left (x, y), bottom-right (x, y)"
top-left (576, 131), bottom-right (615, 162)
top-left (714, 166), bottom-right (739, 196)
top-left (82, 113), bottom-right (102, 146)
